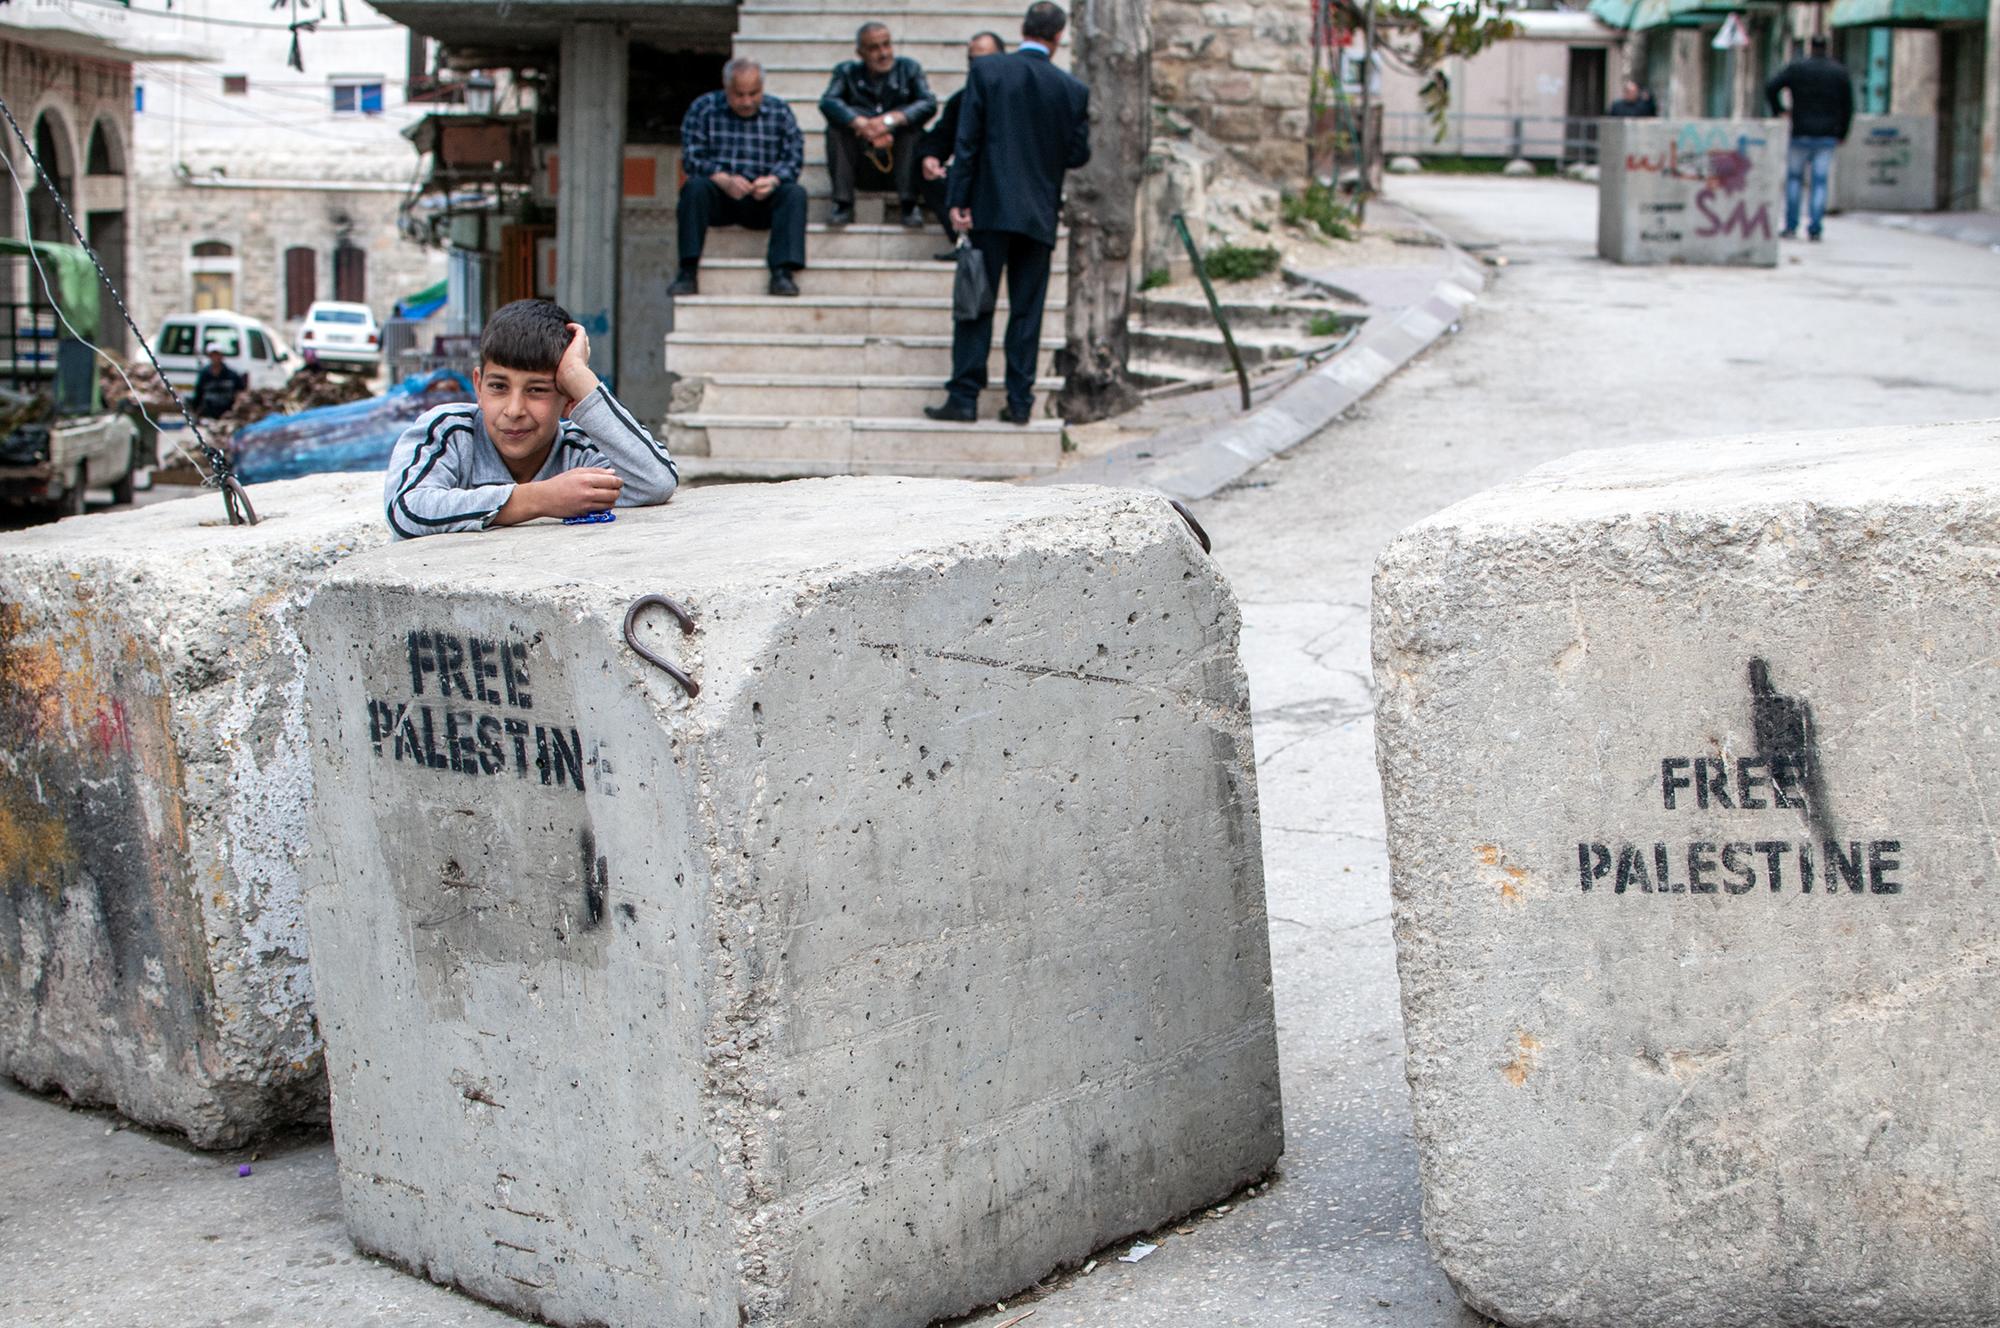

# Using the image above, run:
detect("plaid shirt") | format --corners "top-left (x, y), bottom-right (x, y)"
top-left (680, 90), bottom-right (804, 181)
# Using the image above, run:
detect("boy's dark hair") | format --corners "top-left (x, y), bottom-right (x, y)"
top-left (1808, 35), bottom-right (1829, 56)
top-left (971, 30), bottom-right (1008, 51)
top-left (479, 299), bottom-right (573, 373)
top-left (1022, 1), bottom-right (1066, 41)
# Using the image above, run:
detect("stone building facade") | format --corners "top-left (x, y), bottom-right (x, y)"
top-left (1153, 0), bottom-right (1317, 182)
top-left (124, 0), bottom-right (443, 339)
top-left (0, 33), bottom-right (139, 351)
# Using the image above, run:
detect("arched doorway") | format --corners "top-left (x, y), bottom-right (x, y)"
top-left (86, 118), bottom-right (129, 353)
top-left (28, 109), bottom-right (74, 246)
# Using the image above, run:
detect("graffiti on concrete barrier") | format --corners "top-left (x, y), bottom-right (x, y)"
top-left (1574, 751), bottom-right (1907, 897)
top-left (1574, 659), bottom-right (1905, 897)
top-left (1624, 130), bottom-right (1774, 241)
top-left (360, 628), bottom-right (605, 793)
top-left (1861, 124), bottom-right (1913, 189)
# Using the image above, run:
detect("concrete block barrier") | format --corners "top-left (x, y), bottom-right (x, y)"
top-left (301, 477), bottom-right (1283, 1328)
top-left (0, 474), bottom-right (387, 1147)
top-left (1599, 118), bottom-right (1786, 266)
top-left (1373, 420), bottom-right (2000, 1326)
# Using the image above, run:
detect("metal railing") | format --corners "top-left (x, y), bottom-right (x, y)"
top-left (1381, 110), bottom-right (1605, 164)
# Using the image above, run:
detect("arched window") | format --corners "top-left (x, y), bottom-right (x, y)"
top-left (28, 111), bottom-right (74, 247)
top-left (192, 240), bottom-right (234, 258)
top-left (86, 120), bottom-right (124, 175)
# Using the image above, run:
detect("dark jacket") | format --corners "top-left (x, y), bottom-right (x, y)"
top-left (820, 56), bottom-right (936, 130)
top-left (919, 87), bottom-right (967, 163)
top-left (1765, 56), bottom-right (1854, 141)
top-left (1607, 93), bottom-right (1656, 117)
top-left (193, 362), bottom-right (247, 418)
top-left (946, 47), bottom-right (1090, 248)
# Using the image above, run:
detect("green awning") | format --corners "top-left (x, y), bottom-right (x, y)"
top-left (1630, 0), bottom-right (1710, 29)
top-left (1588, 0), bottom-right (1642, 29)
top-left (1829, 0), bottom-right (1984, 26)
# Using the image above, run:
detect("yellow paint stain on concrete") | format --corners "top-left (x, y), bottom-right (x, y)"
top-left (1501, 1032), bottom-right (1541, 1086)
top-left (0, 784), bottom-right (73, 899)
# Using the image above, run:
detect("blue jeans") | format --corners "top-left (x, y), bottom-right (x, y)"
top-left (1785, 136), bottom-right (1837, 236)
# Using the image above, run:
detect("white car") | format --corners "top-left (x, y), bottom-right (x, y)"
top-left (297, 300), bottom-right (382, 370)
top-left (154, 310), bottom-right (296, 395)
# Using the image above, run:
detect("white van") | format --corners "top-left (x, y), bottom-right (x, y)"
top-left (153, 311), bottom-right (296, 395)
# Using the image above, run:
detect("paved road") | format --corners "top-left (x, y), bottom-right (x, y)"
top-left (5, 177), bottom-right (1999, 1328)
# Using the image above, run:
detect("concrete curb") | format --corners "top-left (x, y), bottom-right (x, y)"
top-left (1044, 243), bottom-right (1488, 500)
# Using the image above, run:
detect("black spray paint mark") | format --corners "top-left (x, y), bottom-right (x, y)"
top-left (580, 828), bottom-right (608, 929)
top-left (1748, 658), bottom-right (1833, 843)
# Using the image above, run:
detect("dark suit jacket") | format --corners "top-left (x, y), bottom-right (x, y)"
top-left (946, 47), bottom-right (1090, 248)
top-left (920, 87), bottom-right (966, 163)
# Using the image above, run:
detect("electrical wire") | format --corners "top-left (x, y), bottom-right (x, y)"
top-left (65, 0), bottom-right (400, 32)
top-left (0, 92), bottom-right (255, 518)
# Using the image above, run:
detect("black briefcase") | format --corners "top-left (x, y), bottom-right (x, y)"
top-left (951, 237), bottom-right (994, 323)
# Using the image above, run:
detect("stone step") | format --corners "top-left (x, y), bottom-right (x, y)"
top-left (734, 34), bottom-right (1065, 72)
top-left (669, 412), bottom-right (1065, 476)
top-left (671, 293), bottom-right (1062, 336)
top-left (1128, 323), bottom-right (1330, 373)
top-left (1135, 293), bottom-right (1365, 335)
top-left (693, 257), bottom-right (1067, 300)
top-left (665, 330), bottom-right (1062, 378)
top-left (684, 371), bottom-right (1063, 416)
top-left (702, 222), bottom-right (957, 262)
top-left (739, 7), bottom-right (1035, 41)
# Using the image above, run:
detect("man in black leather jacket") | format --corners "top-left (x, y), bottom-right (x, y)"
top-left (1765, 37), bottom-right (1854, 241)
top-left (820, 23), bottom-right (937, 226)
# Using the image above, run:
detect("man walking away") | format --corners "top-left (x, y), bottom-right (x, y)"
top-left (673, 58), bottom-right (808, 297)
top-left (1766, 36), bottom-right (1853, 242)
top-left (919, 32), bottom-right (1007, 259)
top-left (926, 2), bottom-right (1089, 425)
top-left (821, 23), bottom-right (937, 227)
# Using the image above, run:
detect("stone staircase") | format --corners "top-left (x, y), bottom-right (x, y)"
top-left (667, 1), bottom-right (1074, 478)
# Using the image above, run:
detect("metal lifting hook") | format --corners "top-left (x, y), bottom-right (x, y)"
top-left (622, 594), bottom-right (700, 698)
top-left (1168, 499), bottom-right (1213, 555)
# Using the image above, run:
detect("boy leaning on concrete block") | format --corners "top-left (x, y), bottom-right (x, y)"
top-left (384, 298), bottom-right (678, 539)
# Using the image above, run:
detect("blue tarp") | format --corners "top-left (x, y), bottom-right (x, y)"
top-left (229, 369), bottom-right (474, 485)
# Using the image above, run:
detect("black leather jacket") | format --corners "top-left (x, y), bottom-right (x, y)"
top-left (820, 56), bottom-right (937, 130)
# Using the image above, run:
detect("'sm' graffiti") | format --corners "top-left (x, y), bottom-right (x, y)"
top-left (1695, 190), bottom-right (1772, 239)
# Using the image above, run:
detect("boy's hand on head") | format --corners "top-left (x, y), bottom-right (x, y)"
top-left (556, 322), bottom-right (601, 402)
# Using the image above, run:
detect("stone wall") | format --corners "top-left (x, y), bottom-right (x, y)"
top-left (1152, 0), bottom-right (1313, 183)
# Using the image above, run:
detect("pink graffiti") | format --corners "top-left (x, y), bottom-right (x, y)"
top-left (1695, 189), bottom-right (1772, 239)
top-left (90, 698), bottom-right (132, 757)
top-left (1707, 150), bottom-right (1752, 194)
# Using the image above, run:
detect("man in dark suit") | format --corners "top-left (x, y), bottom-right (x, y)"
top-left (925, 1), bottom-right (1089, 425)
top-left (918, 31), bottom-right (1007, 259)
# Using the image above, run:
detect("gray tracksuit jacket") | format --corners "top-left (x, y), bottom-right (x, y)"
top-left (383, 387), bottom-right (677, 540)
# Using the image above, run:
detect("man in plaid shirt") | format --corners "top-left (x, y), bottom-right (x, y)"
top-left (673, 59), bottom-right (808, 297)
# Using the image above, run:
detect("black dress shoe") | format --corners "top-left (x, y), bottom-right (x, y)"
top-left (924, 401), bottom-right (976, 422)
top-left (768, 268), bottom-right (800, 297)
top-left (933, 247), bottom-right (958, 262)
top-left (828, 202), bottom-right (855, 226)
top-left (900, 204), bottom-right (926, 228)
top-left (667, 270), bottom-right (699, 296)
top-left (999, 402), bottom-right (1033, 425)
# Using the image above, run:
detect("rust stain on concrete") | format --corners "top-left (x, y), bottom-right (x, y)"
top-left (1501, 1031), bottom-right (1542, 1086)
